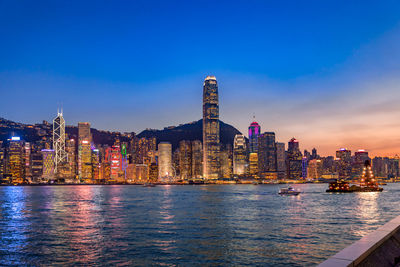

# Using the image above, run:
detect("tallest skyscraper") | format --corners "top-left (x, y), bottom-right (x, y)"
top-left (203, 76), bottom-right (220, 179)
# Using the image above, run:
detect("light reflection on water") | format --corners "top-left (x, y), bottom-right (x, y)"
top-left (1, 184), bottom-right (400, 266)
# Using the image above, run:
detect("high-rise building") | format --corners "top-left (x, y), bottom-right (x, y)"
top-left (286, 138), bottom-right (303, 180)
top-left (203, 75), bottom-right (220, 180)
top-left (31, 152), bottom-right (43, 183)
top-left (249, 152), bottom-right (258, 177)
top-left (191, 140), bottom-right (203, 179)
top-left (276, 142), bottom-right (286, 179)
top-left (24, 142), bottom-right (32, 181)
top-left (307, 159), bottom-right (323, 179)
top-left (248, 121), bottom-right (261, 154)
top-left (66, 138), bottom-right (76, 179)
top-left (41, 149), bottom-right (55, 180)
top-left (53, 110), bottom-right (67, 174)
top-left (78, 122), bottom-right (92, 180)
top-left (0, 144), bottom-right (5, 180)
top-left (258, 132), bottom-right (277, 179)
top-left (158, 142), bottom-right (173, 182)
top-left (352, 149), bottom-right (370, 178)
top-left (179, 140), bottom-right (192, 180)
top-left (220, 144), bottom-right (232, 179)
top-left (6, 137), bottom-right (24, 184)
top-left (336, 148), bottom-right (352, 179)
top-left (233, 134), bottom-right (247, 176)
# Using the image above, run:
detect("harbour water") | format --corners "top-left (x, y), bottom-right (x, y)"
top-left (1, 183), bottom-right (400, 266)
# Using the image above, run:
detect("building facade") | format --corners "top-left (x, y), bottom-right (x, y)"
top-left (202, 76), bottom-right (220, 179)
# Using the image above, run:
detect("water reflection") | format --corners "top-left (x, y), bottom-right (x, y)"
top-left (0, 184), bottom-right (399, 266)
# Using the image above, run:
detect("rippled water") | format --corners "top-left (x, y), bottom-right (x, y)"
top-left (1, 184), bottom-right (400, 266)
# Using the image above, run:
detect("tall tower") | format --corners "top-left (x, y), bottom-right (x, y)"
top-left (203, 75), bottom-right (220, 180)
top-left (53, 109), bottom-right (67, 174)
top-left (158, 142), bottom-right (173, 182)
top-left (248, 121), bottom-right (261, 153)
top-left (78, 122), bottom-right (92, 180)
top-left (233, 134), bottom-right (247, 176)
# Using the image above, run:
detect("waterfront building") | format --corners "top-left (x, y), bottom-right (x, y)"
top-left (110, 145), bottom-right (122, 182)
top-left (31, 152), bottom-right (43, 183)
top-left (41, 149), bottom-right (55, 180)
top-left (233, 134), bottom-right (247, 176)
top-left (286, 138), bottom-right (303, 180)
top-left (307, 159), bottom-right (323, 179)
top-left (372, 157), bottom-right (399, 179)
top-left (65, 138), bottom-right (76, 179)
top-left (24, 142), bottom-right (32, 182)
top-left (220, 144), bottom-right (233, 179)
top-left (135, 164), bottom-right (148, 183)
top-left (78, 122), bottom-right (92, 180)
top-left (311, 148), bottom-right (318, 160)
top-left (135, 137), bottom-right (156, 164)
top-left (191, 140), bottom-right (203, 179)
top-left (276, 142), bottom-right (286, 179)
top-left (302, 157), bottom-right (308, 179)
top-left (148, 162), bottom-right (158, 182)
top-left (0, 146), bottom-right (5, 180)
top-left (179, 140), bottom-right (192, 180)
top-left (248, 121), bottom-right (261, 154)
top-left (203, 75), bottom-right (220, 180)
top-left (158, 142), bottom-right (173, 182)
top-left (258, 132), bottom-right (277, 179)
top-left (249, 152), bottom-right (258, 177)
top-left (352, 149), bottom-right (370, 178)
top-left (6, 137), bottom-right (24, 184)
top-left (53, 110), bottom-right (67, 174)
top-left (336, 148), bottom-right (352, 179)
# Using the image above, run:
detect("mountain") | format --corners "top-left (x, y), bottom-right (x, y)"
top-left (137, 119), bottom-right (244, 150)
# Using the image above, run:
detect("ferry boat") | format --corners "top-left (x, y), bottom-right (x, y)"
top-left (278, 186), bottom-right (301, 196)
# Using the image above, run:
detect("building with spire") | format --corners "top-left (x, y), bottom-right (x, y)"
top-left (53, 109), bottom-right (67, 175)
top-left (248, 120), bottom-right (260, 154)
top-left (203, 75), bottom-right (220, 180)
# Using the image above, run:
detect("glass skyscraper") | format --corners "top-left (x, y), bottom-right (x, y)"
top-left (203, 76), bottom-right (220, 180)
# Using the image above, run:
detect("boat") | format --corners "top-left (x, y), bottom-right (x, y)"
top-left (279, 186), bottom-right (301, 196)
top-left (143, 183), bottom-right (156, 187)
top-left (326, 160), bottom-right (383, 193)
top-left (326, 180), bottom-right (351, 193)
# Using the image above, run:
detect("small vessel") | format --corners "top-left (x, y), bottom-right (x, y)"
top-left (143, 183), bottom-right (156, 187)
top-left (279, 186), bottom-right (301, 196)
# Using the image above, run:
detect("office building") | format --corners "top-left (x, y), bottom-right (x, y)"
top-left (203, 75), bottom-right (220, 180)
top-left (233, 134), bottom-right (247, 176)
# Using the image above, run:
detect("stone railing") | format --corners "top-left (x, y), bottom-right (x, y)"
top-left (318, 215), bottom-right (400, 267)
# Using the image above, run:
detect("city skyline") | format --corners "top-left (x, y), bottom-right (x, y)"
top-left (2, 1), bottom-right (400, 156)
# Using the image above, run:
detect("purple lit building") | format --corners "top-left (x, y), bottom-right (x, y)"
top-left (248, 121), bottom-right (261, 154)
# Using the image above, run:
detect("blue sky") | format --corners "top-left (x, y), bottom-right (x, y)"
top-left (1, 1), bottom-right (400, 155)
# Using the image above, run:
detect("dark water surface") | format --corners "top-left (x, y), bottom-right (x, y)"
top-left (1, 184), bottom-right (400, 266)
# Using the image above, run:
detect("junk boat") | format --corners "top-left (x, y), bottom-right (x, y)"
top-left (279, 186), bottom-right (301, 196)
top-left (326, 160), bottom-right (383, 193)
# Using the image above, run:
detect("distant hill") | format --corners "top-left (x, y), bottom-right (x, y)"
top-left (0, 117), bottom-right (244, 151)
top-left (138, 119), bottom-right (244, 150)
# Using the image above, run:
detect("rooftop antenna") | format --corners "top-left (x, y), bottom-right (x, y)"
top-left (252, 112), bottom-right (256, 121)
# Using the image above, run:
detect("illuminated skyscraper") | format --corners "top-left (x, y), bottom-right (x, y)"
top-left (286, 138), bottom-right (303, 180)
top-left (179, 140), bottom-right (192, 180)
top-left (158, 142), bottom-right (173, 181)
top-left (233, 134), bottom-right (247, 176)
top-left (53, 110), bottom-right (67, 173)
top-left (191, 140), bottom-right (203, 179)
top-left (24, 142), bottom-right (32, 181)
top-left (249, 152), bottom-right (258, 177)
top-left (41, 149), bottom-right (55, 180)
top-left (258, 132), bottom-right (277, 178)
top-left (336, 148), bottom-right (352, 179)
top-left (78, 122), bottom-right (92, 180)
top-left (248, 121), bottom-right (261, 153)
top-left (6, 137), bottom-right (24, 184)
top-left (220, 145), bottom-right (232, 179)
top-left (276, 142), bottom-right (286, 179)
top-left (203, 75), bottom-right (220, 180)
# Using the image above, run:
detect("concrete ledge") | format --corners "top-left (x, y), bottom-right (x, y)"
top-left (318, 215), bottom-right (400, 267)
